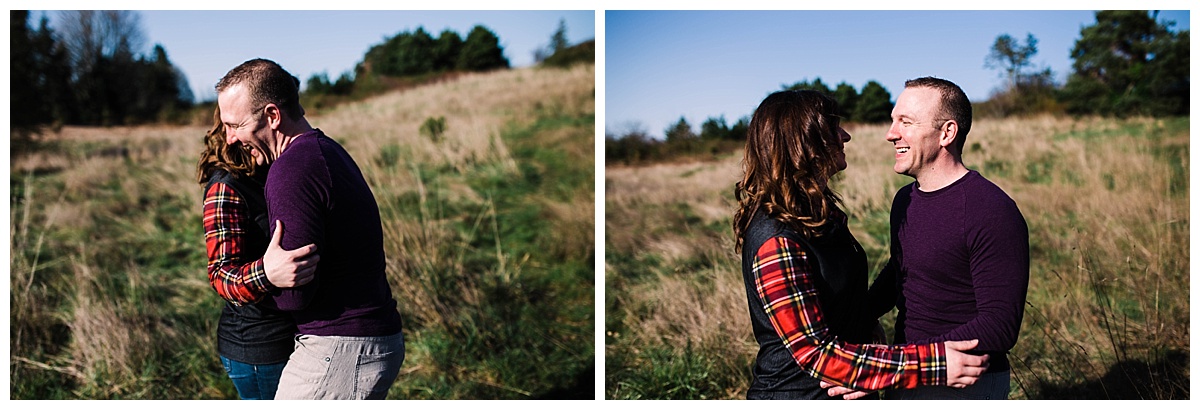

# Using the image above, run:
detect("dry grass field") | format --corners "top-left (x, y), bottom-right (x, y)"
top-left (9, 63), bottom-right (596, 399)
top-left (604, 115), bottom-right (1189, 399)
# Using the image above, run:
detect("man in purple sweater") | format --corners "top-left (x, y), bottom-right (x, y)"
top-left (868, 77), bottom-right (1029, 399)
top-left (216, 58), bottom-right (404, 399)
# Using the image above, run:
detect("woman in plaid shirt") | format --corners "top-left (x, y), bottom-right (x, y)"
top-left (197, 106), bottom-right (319, 399)
top-left (731, 90), bottom-right (988, 399)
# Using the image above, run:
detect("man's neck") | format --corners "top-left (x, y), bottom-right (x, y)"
top-left (274, 118), bottom-right (316, 157)
top-left (914, 158), bottom-right (969, 192)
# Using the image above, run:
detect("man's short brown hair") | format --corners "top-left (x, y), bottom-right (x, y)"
top-left (905, 76), bottom-right (972, 153)
top-left (216, 58), bottom-right (304, 120)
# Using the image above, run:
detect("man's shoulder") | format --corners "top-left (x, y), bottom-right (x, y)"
top-left (891, 181), bottom-right (917, 202)
top-left (964, 171), bottom-right (1026, 226)
top-left (275, 133), bottom-right (327, 167)
top-left (267, 136), bottom-right (331, 190)
top-left (965, 171), bottom-right (1018, 204)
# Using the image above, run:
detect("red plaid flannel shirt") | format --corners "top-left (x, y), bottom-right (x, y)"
top-left (203, 182), bottom-right (272, 305)
top-left (753, 236), bottom-right (948, 391)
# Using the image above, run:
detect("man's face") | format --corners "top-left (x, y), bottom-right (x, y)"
top-left (885, 87), bottom-right (947, 178)
top-left (218, 84), bottom-right (272, 166)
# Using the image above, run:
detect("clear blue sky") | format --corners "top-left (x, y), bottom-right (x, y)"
top-left (605, 9), bottom-right (1191, 138)
top-left (28, 9), bottom-right (596, 103)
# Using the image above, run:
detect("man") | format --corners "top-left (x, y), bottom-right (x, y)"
top-left (216, 58), bottom-right (404, 400)
top-left (868, 77), bottom-right (1030, 399)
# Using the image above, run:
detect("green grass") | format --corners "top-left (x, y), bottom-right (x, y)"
top-left (604, 115), bottom-right (1189, 399)
top-left (10, 152), bottom-right (232, 399)
top-left (381, 104), bottom-right (594, 399)
top-left (9, 67), bottom-right (595, 399)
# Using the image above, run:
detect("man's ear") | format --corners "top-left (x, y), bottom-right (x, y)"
top-left (264, 104), bottom-right (282, 130)
top-left (939, 120), bottom-right (959, 149)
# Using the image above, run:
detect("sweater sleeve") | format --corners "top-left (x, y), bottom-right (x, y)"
top-left (266, 142), bottom-right (329, 311)
top-left (866, 258), bottom-right (899, 319)
top-left (753, 236), bottom-right (948, 391)
top-left (203, 182), bottom-right (273, 305)
top-left (913, 197), bottom-right (1029, 352)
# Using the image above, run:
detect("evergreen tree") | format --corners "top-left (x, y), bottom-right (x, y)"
top-left (550, 18), bottom-right (569, 54)
top-left (433, 29), bottom-right (464, 71)
top-left (853, 80), bottom-right (893, 123)
top-left (11, 10), bottom-right (49, 129)
top-left (396, 27), bottom-right (436, 76)
top-left (700, 116), bottom-right (729, 140)
top-left (783, 78), bottom-right (833, 95)
top-left (728, 117), bottom-right (749, 141)
top-left (665, 117), bottom-right (696, 142)
top-left (832, 82), bottom-right (859, 120)
top-left (458, 25), bottom-right (509, 71)
top-left (1062, 10), bottom-right (1189, 116)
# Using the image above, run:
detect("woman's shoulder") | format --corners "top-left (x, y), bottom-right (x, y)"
top-left (746, 212), bottom-right (801, 248)
top-left (205, 168), bottom-right (235, 191)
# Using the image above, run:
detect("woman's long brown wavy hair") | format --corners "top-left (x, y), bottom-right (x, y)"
top-left (733, 90), bottom-right (844, 252)
top-left (195, 106), bottom-right (259, 186)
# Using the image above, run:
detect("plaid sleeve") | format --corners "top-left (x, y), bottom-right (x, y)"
top-left (753, 236), bottom-right (948, 391)
top-left (203, 182), bottom-right (272, 305)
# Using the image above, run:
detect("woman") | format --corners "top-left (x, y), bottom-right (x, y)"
top-left (197, 107), bottom-right (318, 399)
top-left (732, 90), bottom-right (987, 399)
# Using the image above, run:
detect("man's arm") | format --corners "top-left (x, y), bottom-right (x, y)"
top-left (866, 258), bottom-right (899, 319)
top-left (266, 146), bottom-right (330, 311)
top-left (912, 203), bottom-right (1030, 351)
top-left (868, 193), bottom-right (905, 320)
top-left (754, 236), bottom-right (949, 391)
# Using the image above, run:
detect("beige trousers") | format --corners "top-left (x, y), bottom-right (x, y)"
top-left (274, 332), bottom-right (405, 400)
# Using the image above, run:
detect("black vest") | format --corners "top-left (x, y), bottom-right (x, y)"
top-left (741, 210), bottom-right (875, 399)
top-left (206, 169), bottom-right (297, 364)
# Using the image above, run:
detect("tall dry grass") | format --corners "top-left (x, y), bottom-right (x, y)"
top-left (605, 114), bottom-right (1188, 399)
top-left (9, 64), bottom-right (596, 399)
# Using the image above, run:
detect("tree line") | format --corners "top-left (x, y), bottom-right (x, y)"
top-left (11, 10), bottom-right (194, 134)
top-left (288, 24), bottom-right (511, 108)
top-left (607, 10), bottom-right (1189, 165)
top-left (13, 11), bottom-right (591, 137)
top-left (296, 19), bottom-right (591, 109)
top-left (980, 10), bottom-right (1188, 118)
top-left (605, 78), bottom-right (894, 165)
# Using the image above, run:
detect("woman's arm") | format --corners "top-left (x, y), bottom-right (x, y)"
top-left (753, 236), bottom-right (951, 391)
top-left (203, 182), bottom-right (274, 305)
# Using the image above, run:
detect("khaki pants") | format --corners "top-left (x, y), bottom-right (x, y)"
top-left (274, 332), bottom-right (405, 400)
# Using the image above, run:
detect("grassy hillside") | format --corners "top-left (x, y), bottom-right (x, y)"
top-left (9, 64), bottom-right (596, 399)
top-left (605, 115), bottom-right (1189, 399)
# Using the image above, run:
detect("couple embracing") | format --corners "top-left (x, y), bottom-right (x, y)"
top-left (735, 77), bottom-right (1029, 400)
top-left (197, 58), bottom-right (404, 400)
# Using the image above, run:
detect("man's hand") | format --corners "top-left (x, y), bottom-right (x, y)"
top-left (263, 220), bottom-right (319, 288)
top-left (945, 339), bottom-right (989, 388)
top-left (819, 381), bottom-right (872, 400)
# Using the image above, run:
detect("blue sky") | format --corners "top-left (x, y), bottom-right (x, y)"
top-left (605, 10), bottom-right (1191, 138)
top-left (26, 9), bottom-right (596, 103)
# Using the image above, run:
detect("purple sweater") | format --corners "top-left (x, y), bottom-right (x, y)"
top-left (265, 129), bottom-right (402, 337)
top-left (869, 170), bottom-right (1028, 372)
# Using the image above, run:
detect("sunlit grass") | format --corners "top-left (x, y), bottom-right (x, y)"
top-left (604, 114), bottom-right (1189, 399)
top-left (9, 64), bottom-right (595, 399)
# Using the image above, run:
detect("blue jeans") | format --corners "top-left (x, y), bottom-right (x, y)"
top-left (220, 356), bottom-right (288, 400)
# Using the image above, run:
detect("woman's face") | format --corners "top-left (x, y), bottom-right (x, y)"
top-left (826, 124), bottom-right (852, 172)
